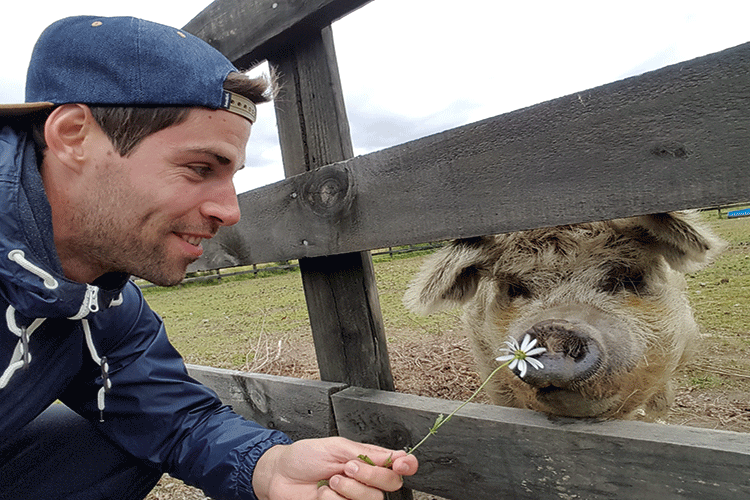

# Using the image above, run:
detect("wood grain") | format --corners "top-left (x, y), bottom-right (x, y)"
top-left (194, 41), bottom-right (750, 269)
top-left (333, 387), bottom-right (750, 500)
top-left (184, 0), bottom-right (373, 68)
top-left (186, 364), bottom-right (347, 439)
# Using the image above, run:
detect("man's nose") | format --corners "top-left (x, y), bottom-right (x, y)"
top-left (202, 181), bottom-right (241, 227)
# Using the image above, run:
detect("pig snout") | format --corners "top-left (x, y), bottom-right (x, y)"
top-left (515, 319), bottom-right (603, 389)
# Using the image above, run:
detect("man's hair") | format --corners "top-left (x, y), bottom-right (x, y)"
top-left (32, 71), bottom-right (275, 158)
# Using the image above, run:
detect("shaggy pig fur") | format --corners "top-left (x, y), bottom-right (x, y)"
top-left (404, 212), bottom-right (724, 420)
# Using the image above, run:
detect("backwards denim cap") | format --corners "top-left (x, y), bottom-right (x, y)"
top-left (0, 15), bottom-right (257, 123)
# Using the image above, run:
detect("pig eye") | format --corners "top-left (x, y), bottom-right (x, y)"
top-left (506, 280), bottom-right (532, 299)
top-left (600, 268), bottom-right (647, 294)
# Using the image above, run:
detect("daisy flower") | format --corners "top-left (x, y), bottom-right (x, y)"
top-left (496, 334), bottom-right (547, 378)
top-left (404, 334), bottom-right (547, 456)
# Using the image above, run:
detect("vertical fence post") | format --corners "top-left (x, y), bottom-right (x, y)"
top-left (267, 26), bottom-right (411, 500)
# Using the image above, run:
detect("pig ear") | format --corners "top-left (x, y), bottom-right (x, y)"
top-left (403, 238), bottom-right (492, 315)
top-left (612, 211), bottom-right (725, 272)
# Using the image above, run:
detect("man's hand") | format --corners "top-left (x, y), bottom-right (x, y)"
top-left (252, 436), bottom-right (419, 500)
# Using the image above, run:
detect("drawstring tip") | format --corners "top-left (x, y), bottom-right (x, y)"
top-left (21, 330), bottom-right (30, 369)
top-left (97, 385), bottom-right (107, 422)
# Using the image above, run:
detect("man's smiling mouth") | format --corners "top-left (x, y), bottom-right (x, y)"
top-left (176, 233), bottom-right (204, 246)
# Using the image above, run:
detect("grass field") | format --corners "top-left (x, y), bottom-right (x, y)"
top-left (144, 210), bottom-right (750, 500)
top-left (141, 248), bottom-right (464, 375)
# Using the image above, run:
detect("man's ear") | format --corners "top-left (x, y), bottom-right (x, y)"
top-left (43, 104), bottom-right (95, 172)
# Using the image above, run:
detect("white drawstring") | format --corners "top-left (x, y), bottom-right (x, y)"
top-left (2, 249), bottom-right (117, 421)
top-left (0, 306), bottom-right (46, 389)
top-left (8, 250), bottom-right (58, 289)
top-left (110, 293), bottom-right (123, 307)
top-left (83, 318), bottom-right (111, 421)
top-left (1, 251), bottom-right (54, 388)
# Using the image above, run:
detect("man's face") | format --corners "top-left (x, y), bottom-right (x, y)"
top-left (71, 107), bottom-right (251, 286)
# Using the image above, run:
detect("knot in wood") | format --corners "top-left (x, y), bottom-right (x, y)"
top-left (301, 166), bottom-right (354, 217)
top-left (649, 142), bottom-right (691, 159)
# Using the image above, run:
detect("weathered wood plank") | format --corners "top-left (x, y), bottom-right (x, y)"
top-left (272, 26), bottom-right (354, 173)
top-left (184, 0), bottom-right (373, 68)
top-left (268, 25), bottom-right (409, 500)
top-left (194, 40), bottom-right (750, 268)
top-left (332, 387), bottom-right (750, 500)
top-left (267, 27), bottom-right (396, 392)
top-left (297, 252), bottom-right (394, 389)
top-left (186, 364), bottom-right (347, 440)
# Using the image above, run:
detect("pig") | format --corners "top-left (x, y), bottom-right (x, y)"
top-left (403, 212), bottom-right (724, 420)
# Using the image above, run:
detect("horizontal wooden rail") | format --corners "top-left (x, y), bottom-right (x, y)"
top-left (185, 366), bottom-right (749, 499)
top-left (186, 365), bottom-right (347, 439)
top-left (333, 387), bottom-right (750, 500)
top-left (194, 40), bottom-right (750, 269)
top-left (184, 0), bottom-right (373, 68)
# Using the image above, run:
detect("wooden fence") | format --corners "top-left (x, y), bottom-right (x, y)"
top-left (183, 1), bottom-right (750, 498)
top-left (189, 365), bottom-right (750, 499)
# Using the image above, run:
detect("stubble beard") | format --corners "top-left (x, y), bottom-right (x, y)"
top-left (71, 190), bottom-right (193, 287)
top-left (78, 216), bottom-right (193, 287)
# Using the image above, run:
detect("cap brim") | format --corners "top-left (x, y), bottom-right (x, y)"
top-left (0, 102), bottom-right (55, 117)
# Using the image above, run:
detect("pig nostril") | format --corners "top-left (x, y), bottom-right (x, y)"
top-left (563, 336), bottom-right (589, 362)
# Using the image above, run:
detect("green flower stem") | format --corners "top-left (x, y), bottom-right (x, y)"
top-left (407, 358), bottom-right (512, 455)
top-left (348, 346), bottom-right (537, 476)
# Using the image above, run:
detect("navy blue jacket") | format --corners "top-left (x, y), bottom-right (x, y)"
top-left (0, 124), bottom-right (292, 499)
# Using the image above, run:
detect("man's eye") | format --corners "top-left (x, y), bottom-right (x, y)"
top-left (188, 165), bottom-right (212, 177)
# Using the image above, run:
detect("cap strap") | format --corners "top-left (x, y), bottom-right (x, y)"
top-left (222, 90), bottom-right (257, 123)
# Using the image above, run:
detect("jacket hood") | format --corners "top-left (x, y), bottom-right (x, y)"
top-left (0, 125), bottom-right (127, 322)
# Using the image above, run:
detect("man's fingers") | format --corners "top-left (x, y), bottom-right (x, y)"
top-left (327, 473), bottom-right (384, 500)
top-left (355, 448), bottom-right (417, 471)
top-left (392, 453), bottom-right (418, 476)
top-left (342, 459), bottom-right (405, 492)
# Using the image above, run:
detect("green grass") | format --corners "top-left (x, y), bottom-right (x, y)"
top-left (687, 374), bottom-right (724, 390)
top-left (142, 249), bottom-right (461, 369)
top-left (682, 211), bottom-right (750, 392)
top-left (143, 270), bottom-right (310, 368)
top-left (686, 212), bottom-right (750, 334)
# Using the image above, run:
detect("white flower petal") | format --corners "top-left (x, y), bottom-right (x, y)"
top-left (508, 358), bottom-right (519, 371)
top-left (522, 335), bottom-right (538, 352)
top-left (526, 357), bottom-right (545, 370)
top-left (518, 359), bottom-right (528, 378)
top-left (525, 346), bottom-right (547, 358)
top-left (496, 354), bottom-right (514, 363)
top-left (520, 334), bottom-right (533, 351)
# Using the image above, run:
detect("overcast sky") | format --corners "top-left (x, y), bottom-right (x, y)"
top-left (2, 1), bottom-right (749, 193)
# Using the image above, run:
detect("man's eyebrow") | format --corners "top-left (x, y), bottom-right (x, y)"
top-left (183, 148), bottom-right (245, 172)
top-left (186, 148), bottom-right (232, 165)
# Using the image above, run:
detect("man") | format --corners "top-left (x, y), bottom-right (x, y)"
top-left (0, 15), bottom-right (417, 500)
